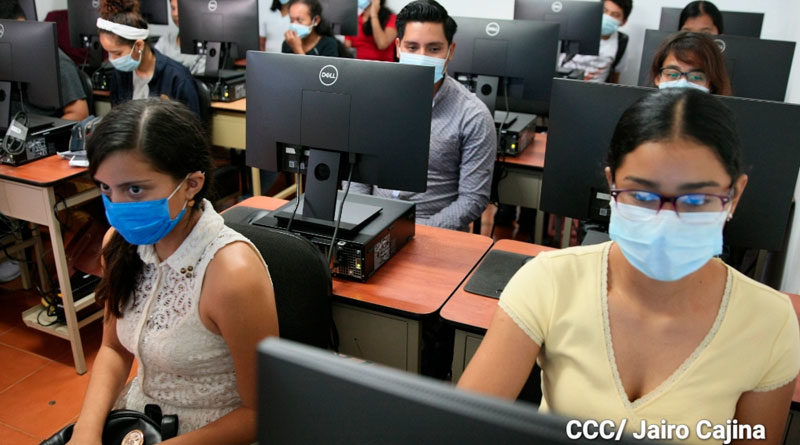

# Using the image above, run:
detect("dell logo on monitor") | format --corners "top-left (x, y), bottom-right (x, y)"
top-left (715, 38), bottom-right (726, 53)
top-left (0, 24), bottom-right (4, 39)
top-left (319, 65), bottom-right (339, 86)
top-left (208, 0), bottom-right (218, 12)
top-left (551, 1), bottom-right (563, 13)
top-left (485, 22), bottom-right (500, 37)
top-left (92, 0), bottom-right (100, 8)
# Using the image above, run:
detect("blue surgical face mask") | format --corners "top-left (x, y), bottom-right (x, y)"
top-left (601, 14), bottom-right (621, 36)
top-left (358, 0), bottom-right (371, 10)
top-left (609, 202), bottom-right (728, 282)
top-left (398, 47), bottom-right (451, 84)
top-left (110, 44), bottom-right (143, 72)
top-left (279, 0), bottom-right (289, 4)
top-left (658, 78), bottom-right (710, 93)
top-left (289, 22), bottom-right (314, 39)
top-left (102, 175), bottom-right (191, 245)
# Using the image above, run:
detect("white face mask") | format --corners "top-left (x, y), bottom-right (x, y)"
top-left (398, 47), bottom-right (451, 84)
top-left (658, 78), bottom-right (710, 94)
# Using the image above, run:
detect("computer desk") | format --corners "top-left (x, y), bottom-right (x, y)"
top-left (496, 133), bottom-right (547, 244)
top-left (0, 156), bottom-right (103, 374)
top-left (234, 196), bottom-right (494, 372)
top-left (440, 239), bottom-right (555, 381)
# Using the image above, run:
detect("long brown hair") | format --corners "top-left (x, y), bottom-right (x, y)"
top-left (649, 31), bottom-right (732, 96)
top-left (87, 99), bottom-right (214, 318)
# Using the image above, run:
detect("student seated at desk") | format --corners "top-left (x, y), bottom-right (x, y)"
top-left (153, 0), bottom-right (206, 75)
top-left (97, 0), bottom-right (202, 118)
top-left (350, 0), bottom-right (496, 232)
top-left (68, 99), bottom-right (278, 444)
top-left (282, 0), bottom-right (340, 57)
top-left (458, 89), bottom-right (799, 444)
top-left (1, 0), bottom-right (89, 121)
top-left (559, 0), bottom-right (634, 84)
top-left (650, 31), bottom-right (731, 95)
top-left (344, 0), bottom-right (398, 62)
top-left (679, 1), bottom-right (723, 35)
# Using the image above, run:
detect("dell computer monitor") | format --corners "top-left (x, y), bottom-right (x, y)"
top-left (637, 29), bottom-right (795, 102)
top-left (258, 337), bottom-right (655, 444)
top-left (541, 78), bottom-right (800, 252)
top-left (0, 20), bottom-right (62, 131)
top-left (19, 0), bottom-right (36, 21)
top-left (246, 52), bottom-right (433, 228)
top-left (448, 17), bottom-right (559, 115)
top-left (514, 0), bottom-right (602, 56)
top-left (179, 0), bottom-right (260, 75)
top-left (659, 7), bottom-right (764, 38)
top-left (320, 0), bottom-right (358, 36)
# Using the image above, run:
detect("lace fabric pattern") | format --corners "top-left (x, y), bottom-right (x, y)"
top-left (115, 200), bottom-right (267, 435)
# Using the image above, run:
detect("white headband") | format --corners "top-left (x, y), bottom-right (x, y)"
top-left (96, 17), bottom-right (150, 41)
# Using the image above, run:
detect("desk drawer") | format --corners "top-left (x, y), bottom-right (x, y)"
top-left (332, 303), bottom-right (420, 373)
top-left (0, 179), bottom-right (49, 224)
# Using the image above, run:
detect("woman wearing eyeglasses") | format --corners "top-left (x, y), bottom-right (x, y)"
top-left (650, 31), bottom-right (731, 95)
top-left (458, 89), bottom-right (799, 444)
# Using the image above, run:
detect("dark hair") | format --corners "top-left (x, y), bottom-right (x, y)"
top-left (608, 0), bottom-right (633, 22)
top-left (649, 31), bottom-right (731, 96)
top-left (679, 1), bottom-right (724, 34)
top-left (87, 98), bottom-right (215, 318)
top-left (0, 0), bottom-right (26, 19)
top-left (396, 0), bottom-right (457, 45)
top-left (362, 0), bottom-right (393, 37)
top-left (99, 0), bottom-right (150, 47)
top-left (607, 89), bottom-right (742, 185)
top-left (270, 0), bottom-right (285, 12)
top-left (287, 0), bottom-right (334, 37)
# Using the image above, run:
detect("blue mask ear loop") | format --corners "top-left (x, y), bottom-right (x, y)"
top-left (168, 172), bottom-right (196, 218)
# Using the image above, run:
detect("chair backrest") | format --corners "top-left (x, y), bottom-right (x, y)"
top-left (77, 68), bottom-right (95, 116)
top-left (223, 206), bottom-right (334, 350)
top-left (194, 78), bottom-right (212, 129)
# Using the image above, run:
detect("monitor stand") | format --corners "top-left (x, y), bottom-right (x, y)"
top-left (473, 75), bottom-right (499, 114)
top-left (81, 35), bottom-right (103, 71)
top-left (200, 41), bottom-right (239, 78)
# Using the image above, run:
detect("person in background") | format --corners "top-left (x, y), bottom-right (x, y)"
top-left (650, 31), bottom-right (731, 95)
top-left (345, 0), bottom-right (397, 61)
top-left (282, 0), bottom-right (339, 56)
top-left (559, 0), bottom-right (633, 83)
top-left (1, 0), bottom-right (89, 121)
top-left (350, 0), bottom-right (495, 231)
top-left (97, 0), bottom-right (202, 118)
top-left (153, 0), bottom-right (206, 75)
top-left (679, 0), bottom-right (724, 35)
top-left (259, 0), bottom-right (291, 52)
top-left (459, 89), bottom-right (799, 444)
top-left (68, 98), bottom-right (278, 444)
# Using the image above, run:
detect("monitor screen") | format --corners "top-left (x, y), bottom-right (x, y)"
top-left (19, 0), bottom-right (37, 21)
top-left (178, 0), bottom-right (260, 58)
top-left (68, 0), bottom-right (170, 47)
top-left (246, 52), bottom-right (433, 223)
top-left (659, 7), bottom-right (764, 38)
top-left (320, 0), bottom-right (358, 36)
top-left (0, 19), bottom-right (62, 130)
top-left (637, 29), bottom-right (795, 102)
top-left (514, 0), bottom-right (602, 56)
top-left (258, 337), bottom-right (656, 444)
top-left (541, 78), bottom-right (800, 251)
top-left (448, 17), bottom-right (559, 114)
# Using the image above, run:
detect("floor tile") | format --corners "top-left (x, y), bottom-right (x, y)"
top-left (0, 343), bottom-right (49, 393)
top-left (0, 360), bottom-right (90, 437)
top-left (0, 422), bottom-right (40, 444)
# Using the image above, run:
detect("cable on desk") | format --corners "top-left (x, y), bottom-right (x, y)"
top-left (326, 155), bottom-right (355, 267)
top-left (285, 173), bottom-right (302, 232)
top-left (2, 111), bottom-right (28, 157)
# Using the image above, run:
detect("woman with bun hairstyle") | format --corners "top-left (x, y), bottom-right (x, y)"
top-left (97, 0), bottom-right (202, 117)
top-left (68, 99), bottom-right (278, 444)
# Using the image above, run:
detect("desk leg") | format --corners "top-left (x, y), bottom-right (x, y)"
top-left (45, 189), bottom-right (87, 375)
top-left (451, 329), bottom-right (484, 382)
top-left (31, 223), bottom-right (48, 292)
top-left (534, 211), bottom-right (545, 246)
top-left (252, 168), bottom-right (261, 196)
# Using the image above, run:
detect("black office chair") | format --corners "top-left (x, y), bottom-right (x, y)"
top-left (194, 78), bottom-right (212, 130)
top-left (222, 206), bottom-right (335, 350)
top-left (77, 68), bottom-right (95, 116)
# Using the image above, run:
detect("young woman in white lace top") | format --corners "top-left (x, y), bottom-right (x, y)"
top-left (69, 98), bottom-right (278, 444)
